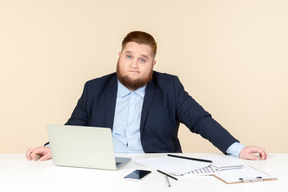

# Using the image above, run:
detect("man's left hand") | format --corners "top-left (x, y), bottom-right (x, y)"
top-left (239, 146), bottom-right (267, 160)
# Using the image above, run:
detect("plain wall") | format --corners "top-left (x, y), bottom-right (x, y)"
top-left (1, 0), bottom-right (287, 153)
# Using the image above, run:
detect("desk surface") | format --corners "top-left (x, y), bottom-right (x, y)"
top-left (0, 153), bottom-right (286, 192)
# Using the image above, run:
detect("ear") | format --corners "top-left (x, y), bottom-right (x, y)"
top-left (153, 60), bottom-right (156, 66)
top-left (118, 51), bottom-right (121, 57)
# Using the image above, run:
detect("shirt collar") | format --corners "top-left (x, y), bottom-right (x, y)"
top-left (117, 80), bottom-right (146, 98)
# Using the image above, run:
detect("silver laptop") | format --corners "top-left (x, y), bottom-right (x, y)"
top-left (46, 124), bottom-right (131, 170)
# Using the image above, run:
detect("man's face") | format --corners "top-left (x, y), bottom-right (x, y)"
top-left (117, 42), bottom-right (156, 90)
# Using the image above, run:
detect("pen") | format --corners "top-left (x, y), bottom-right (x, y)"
top-left (157, 170), bottom-right (178, 181)
top-left (168, 154), bottom-right (213, 163)
top-left (165, 176), bottom-right (171, 187)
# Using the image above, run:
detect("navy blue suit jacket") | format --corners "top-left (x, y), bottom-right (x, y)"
top-left (65, 71), bottom-right (238, 153)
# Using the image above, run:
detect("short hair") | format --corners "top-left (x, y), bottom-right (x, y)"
top-left (122, 31), bottom-right (157, 57)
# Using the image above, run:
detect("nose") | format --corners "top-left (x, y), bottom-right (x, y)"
top-left (131, 59), bottom-right (139, 69)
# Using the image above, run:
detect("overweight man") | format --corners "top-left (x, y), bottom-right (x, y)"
top-left (26, 31), bottom-right (267, 161)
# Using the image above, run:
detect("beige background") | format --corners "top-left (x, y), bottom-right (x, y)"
top-left (1, 0), bottom-right (287, 153)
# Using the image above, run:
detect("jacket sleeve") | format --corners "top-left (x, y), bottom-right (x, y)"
top-left (65, 82), bottom-right (90, 126)
top-left (174, 76), bottom-right (239, 154)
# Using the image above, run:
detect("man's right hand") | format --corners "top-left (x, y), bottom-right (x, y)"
top-left (26, 146), bottom-right (52, 161)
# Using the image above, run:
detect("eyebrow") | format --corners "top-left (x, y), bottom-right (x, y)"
top-left (124, 51), bottom-right (149, 59)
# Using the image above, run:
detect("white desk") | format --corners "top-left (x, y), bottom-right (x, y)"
top-left (0, 153), bottom-right (286, 192)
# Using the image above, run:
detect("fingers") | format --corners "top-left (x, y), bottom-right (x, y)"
top-left (26, 147), bottom-right (35, 160)
top-left (239, 146), bottom-right (268, 160)
top-left (31, 148), bottom-right (41, 161)
top-left (245, 153), bottom-right (260, 160)
top-left (26, 147), bottom-right (52, 161)
top-left (250, 146), bottom-right (268, 160)
top-left (39, 149), bottom-right (52, 161)
top-left (259, 148), bottom-right (268, 160)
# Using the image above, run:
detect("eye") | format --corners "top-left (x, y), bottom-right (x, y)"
top-left (139, 58), bottom-right (146, 63)
top-left (126, 55), bottom-right (132, 59)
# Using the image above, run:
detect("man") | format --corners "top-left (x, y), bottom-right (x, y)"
top-left (26, 31), bottom-right (267, 161)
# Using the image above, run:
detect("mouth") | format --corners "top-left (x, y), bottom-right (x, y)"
top-left (128, 70), bottom-right (140, 74)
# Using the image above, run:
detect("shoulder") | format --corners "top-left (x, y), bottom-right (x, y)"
top-left (151, 71), bottom-right (182, 87)
top-left (80, 73), bottom-right (117, 97)
top-left (149, 71), bottom-right (188, 98)
top-left (85, 73), bottom-right (117, 87)
top-left (152, 71), bottom-right (179, 82)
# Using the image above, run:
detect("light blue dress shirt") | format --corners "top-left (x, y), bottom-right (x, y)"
top-left (112, 81), bottom-right (145, 153)
top-left (112, 81), bottom-right (245, 157)
top-left (226, 142), bottom-right (245, 157)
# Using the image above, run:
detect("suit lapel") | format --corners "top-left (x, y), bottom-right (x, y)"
top-left (105, 75), bottom-right (118, 129)
top-left (140, 79), bottom-right (156, 131)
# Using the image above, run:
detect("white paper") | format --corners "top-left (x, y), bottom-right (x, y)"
top-left (209, 155), bottom-right (245, 168)
top-left (135, 155), bottom-right (211, 175)
top-left (185, 165), bottom-right (217, 176)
